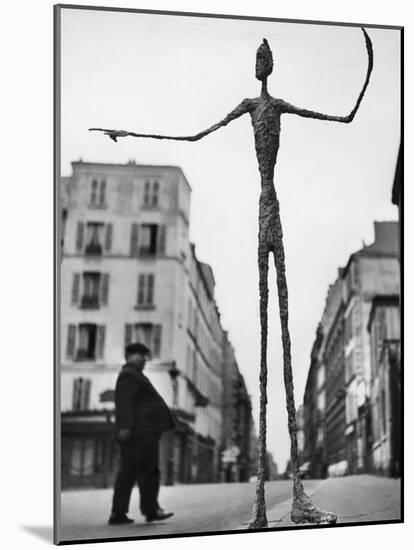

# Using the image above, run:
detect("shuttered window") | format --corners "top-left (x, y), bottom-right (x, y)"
top-left (143, 180), bottom-right (160, 207)
top-left (137, 274), bottom-right (155, 307)
top-left (73, 378), bottom-right (92, 411)
top-left (125, 324), bottom-right (162, 358)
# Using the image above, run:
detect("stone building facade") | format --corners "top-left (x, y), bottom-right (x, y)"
top-left (299, 222), bottom-right (400, 478)
top-left (341, 222), bottom-right (400, 473)
top-left (221, 333), bottom-right (253, 482)
top-left (60, 160), bottom-right (253, 488)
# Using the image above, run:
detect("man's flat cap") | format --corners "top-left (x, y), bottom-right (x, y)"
top-left (125, 342), bottom-right (151, 356)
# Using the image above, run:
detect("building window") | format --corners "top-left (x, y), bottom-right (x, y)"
top-left (90, 179), bottom-right (98, 205)
top-left (68, 438), bottom-right (107, 478)
top-left (124, 323), bottom-right (162, 358)
top-left (136, 274), bottom-right (155, 308)
top-left (81, 272), bottom-right (100, 308)
top-left (89, 179), bottom-right (107, 208)
top-left (77, 324), bottom-right (97, 360)
top-left (143, 180), bottom-right (160, 208)
top-left (72, 377), bottom-right (91, 411)
top-left (66, 323), bottom-right (106, 361)
top-left (140, 224), bottom-right (157, 255)
top-left (72, 272), bottom-right (109, 308)
top-left (129, 223), bottom-right (166, 256)
top-left (85, 222), bottom-right (104, 255)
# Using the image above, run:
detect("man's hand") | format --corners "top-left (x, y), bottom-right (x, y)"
top-left (117, 429), bottom-right (132, 442)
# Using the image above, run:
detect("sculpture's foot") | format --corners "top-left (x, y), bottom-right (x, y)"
top-left (291, 493), bottom-right (337, 525)
top-left (248, 501), bottom-right (268, 529)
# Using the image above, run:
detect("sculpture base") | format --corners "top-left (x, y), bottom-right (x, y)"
top-left (291, 493), bottom-right (337, 525)
top-left (248, 501), bottom-right (268, 529)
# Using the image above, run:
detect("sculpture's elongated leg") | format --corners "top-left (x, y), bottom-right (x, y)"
top-left (248, 240), bottom-right (270, 529)
top-left (270, 191), bottom-right (337, 525)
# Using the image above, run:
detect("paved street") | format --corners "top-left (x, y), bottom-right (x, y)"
top-left (268, 475), bottom-right (401, 528)
top-left (59, 475), bottom-right (401, 543)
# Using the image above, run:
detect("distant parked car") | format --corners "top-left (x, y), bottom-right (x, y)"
top-left (249, 475), bottom-right (258, 483)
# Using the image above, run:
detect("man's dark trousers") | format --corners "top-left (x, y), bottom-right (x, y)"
top-left (111, 432), bottom-right (161, 517)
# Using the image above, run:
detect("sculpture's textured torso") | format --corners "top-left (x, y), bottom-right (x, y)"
top-left (250, 95), bottom-right (281, 178)
top-left (248, 95), bottom-right (283, 247)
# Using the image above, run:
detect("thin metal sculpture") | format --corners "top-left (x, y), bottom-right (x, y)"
top-left (90, 27), bottom-right (373, 528)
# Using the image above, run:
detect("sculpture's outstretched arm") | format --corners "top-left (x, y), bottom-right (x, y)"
top-left (281, 27), bottom-right (373, 124)
top-left (89, 99), bottom-right (250, 142)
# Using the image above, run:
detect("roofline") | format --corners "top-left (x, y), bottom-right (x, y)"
top-left (342, 249), bottom-right (399, 277)
top-left (190, 242), bottom-right (217, 306)
top-left (69, 160), bottom-right (192, 192)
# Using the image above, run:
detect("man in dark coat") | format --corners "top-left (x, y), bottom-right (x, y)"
top-left (108, 342), bottom-right (175, 525)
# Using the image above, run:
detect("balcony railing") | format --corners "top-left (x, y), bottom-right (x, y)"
top-left (75, 349), bottom-right (95, 361)
top-left (80, 295), bottom-right (100, 309)
top-left (85, 243), bottom-right (102, 256)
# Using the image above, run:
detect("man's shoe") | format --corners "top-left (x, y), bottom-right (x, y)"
top-left (146, 510), bottom-right (174, 523)
top-left (108, 514), bottom-right (134, 525)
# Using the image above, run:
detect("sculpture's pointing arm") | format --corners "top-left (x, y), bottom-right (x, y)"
top-left (89, 99), bottom-right (250, 143)
top-left (281, 28), bottom-right (373, 124)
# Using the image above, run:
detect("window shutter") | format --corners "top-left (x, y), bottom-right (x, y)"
top-left (125, 324), bottom-right (133, 347)
top-left (71, 273), bottom-right (80, 305)
top-left (91, 179), bottom-right (98, 205)
top-left (152, 181), bottom-right (159, 207)
top-left (144, 181), bottom-right (150, 206)
top-left (157, 225), bottom-right (166, 254)
top-left (153, 324), bottom-right (162, 358)
top-left (100, 180), bottom-right (106, 205)
top-left (83, 379), bottom-right (91, 410)
top-left (101, 273), bottom-right (109, 305)
top-left (130, 223), bottom-right (139, 256)
top-left (67, 325), bottom-right (77, 358)
top-left (147, 274), bottom-right (154, 305)
top-left (73, 378), bottom-right (81, 410)
top-left (105, 223), bottom-right (113, 252)
top-left (76, 222), bottom-right (84, 251)
top-left (137, 274), bottom-right (145, 305)
top-left (96, 325), bottom-right (106, 359)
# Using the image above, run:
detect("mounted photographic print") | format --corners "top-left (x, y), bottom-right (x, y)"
top-left (54, 4), bottom-right (403, 545)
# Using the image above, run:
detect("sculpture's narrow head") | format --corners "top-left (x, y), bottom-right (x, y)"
top-left (256, 38), bottom-right (273, 81)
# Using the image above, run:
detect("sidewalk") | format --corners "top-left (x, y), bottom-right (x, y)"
top-left (260, 475), bottom-right (401, 529)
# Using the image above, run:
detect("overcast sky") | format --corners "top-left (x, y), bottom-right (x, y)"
top-left (60, 8), bottom-right (400, 470)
